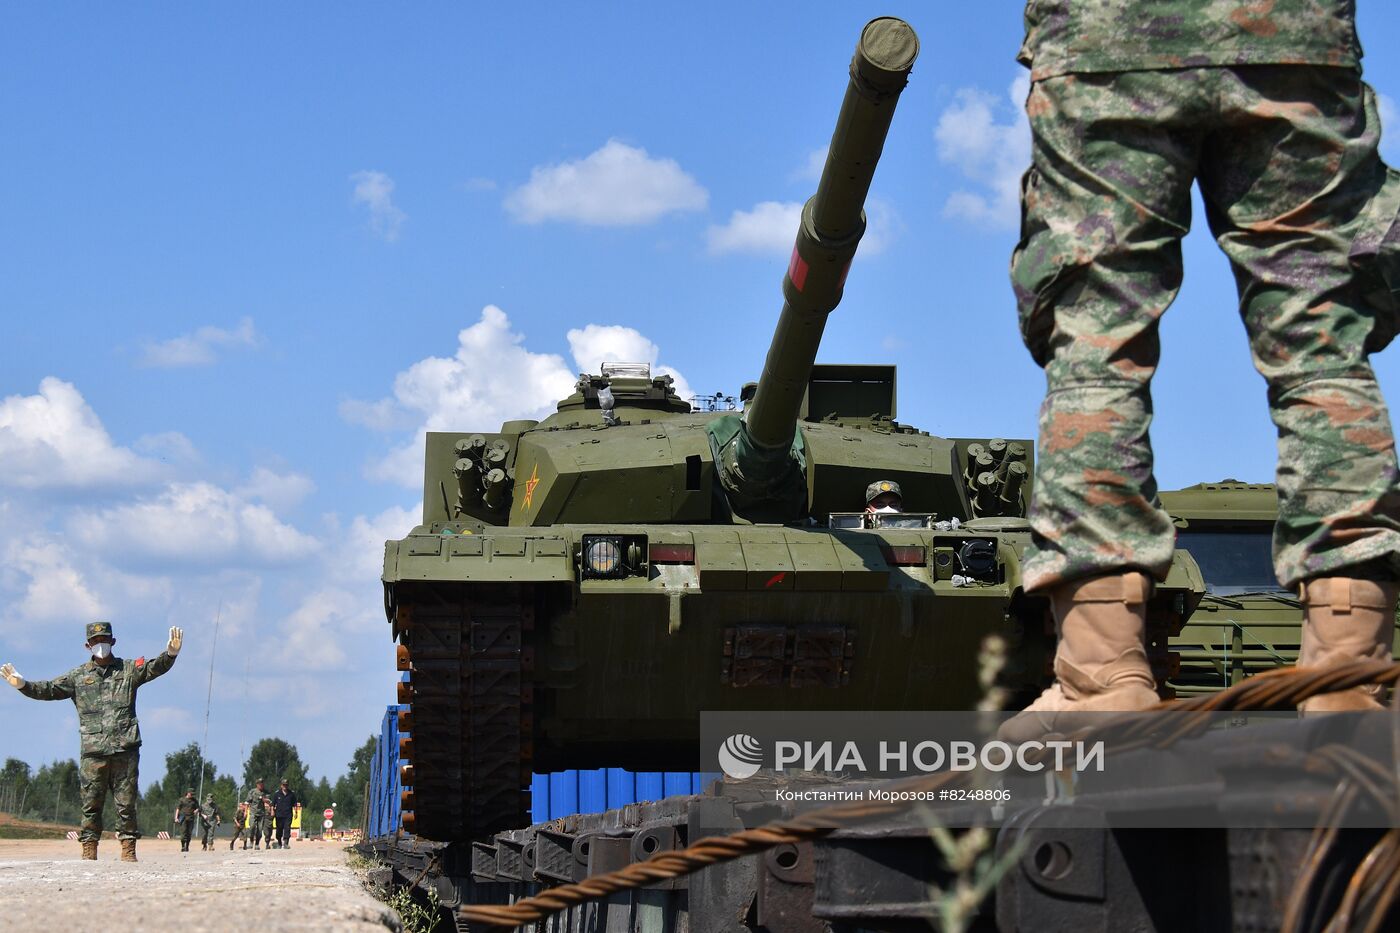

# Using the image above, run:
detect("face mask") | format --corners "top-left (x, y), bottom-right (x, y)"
top-left (90, 643), bottom-right (112, 660)
top-left (874, 505), bottom-right (899, 514)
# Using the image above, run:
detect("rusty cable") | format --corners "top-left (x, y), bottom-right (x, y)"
top-left (1360, 840), bottom-right (1400, 933)
top-left (1333, 828), bottom-right (1400, 933)
top-left (1282, 781), bottom-right (1357, 933)
top-left (460, 659), bottom-right (1400, 930)
top-left (459, 767), bottom-right (969, 927)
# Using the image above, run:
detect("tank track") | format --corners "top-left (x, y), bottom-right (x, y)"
top-left (397, 583), bottom-right (533, 841)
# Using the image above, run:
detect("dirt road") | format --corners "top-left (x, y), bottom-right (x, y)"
top-left (0, 838), bottom-right (399, 931)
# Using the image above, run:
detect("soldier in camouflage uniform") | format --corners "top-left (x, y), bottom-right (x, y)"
top-left (176, 788), bottom-right (200, 852)
top-left (229, 800), bottom-right (249, 850)
top-left (199, 792), bottom-right (222, 851)
top-left (1004, 0), bottom-right (1400, 739)
top-left (245, 778), bottom-right (272, 850)
top-left (0, 622), bottom-right (183, 861)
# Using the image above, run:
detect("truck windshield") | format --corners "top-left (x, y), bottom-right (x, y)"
top-left (1175, 528), bottom-right (1282, 595)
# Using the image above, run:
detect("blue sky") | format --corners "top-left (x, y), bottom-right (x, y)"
top-left (3, 2), bottom-right (1400, 785)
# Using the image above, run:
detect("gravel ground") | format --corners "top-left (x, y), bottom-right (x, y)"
top-left (0, 838), bottom-right (400, 931)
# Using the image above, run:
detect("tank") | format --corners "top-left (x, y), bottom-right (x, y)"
top-left (382, 17), bottom-right (1204, 843)
top-left (1162, 480), bottom-right (1400, 697)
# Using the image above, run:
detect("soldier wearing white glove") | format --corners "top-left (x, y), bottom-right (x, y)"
top-left (5, 621), bottom-right (184, 862)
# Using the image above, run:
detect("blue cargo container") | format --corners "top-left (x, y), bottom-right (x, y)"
top-left (367, 704), bottom-right (720, 837)
top-left (366, 703), bottom-right (408, 840)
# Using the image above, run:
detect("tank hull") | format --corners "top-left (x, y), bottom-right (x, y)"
top-left (385, 520), bottom-right (1203, 840)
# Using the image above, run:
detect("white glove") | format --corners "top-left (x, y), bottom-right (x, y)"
top-left (167, 627), bottom-right (184, 656)
top-left (1, 663), bottom-right (24, 689)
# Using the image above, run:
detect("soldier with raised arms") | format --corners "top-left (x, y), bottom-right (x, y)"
top-left (0, 622), bottom-right (183, 861)
top-left (1004, 0), bottom-right (1400, 738)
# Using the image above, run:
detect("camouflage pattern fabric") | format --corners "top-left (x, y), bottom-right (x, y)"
top-left (1019, 0), bottom-right (1362, 81)
top-left (230, 802), bottom-right (248, 848)
top-left (19, 652), bottom-right (177, 755)
top-left (78, 751), bottom-right (139, 843)
top-left (199, 800), bottom-right (221, 847)
top-left (1012, 54), bottom-right (1400, 592)
top-left (246, 787), bottom-right (273, 844)
top-left (177, 794), bottom-right (199, 846)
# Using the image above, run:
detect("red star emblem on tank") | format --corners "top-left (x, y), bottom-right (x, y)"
top-left (522, 464), bottom-right (540, 513)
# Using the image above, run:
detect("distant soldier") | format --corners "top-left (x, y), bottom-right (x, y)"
top-left (175, 789), bottom-right (200, 852)
top-left (271, 778), bottom-right (299, 849)
top-left (245, 778), bottom-right (272, 850)
top-left (199, 792), bottom-right (222, 851)
top-left (0, 622), bottom-right (183, 862)
top-left (229, 801), bottom-right (249, 851)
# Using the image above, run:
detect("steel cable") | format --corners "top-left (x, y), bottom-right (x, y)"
top-left (459, 659), bottom-right (1400, 930)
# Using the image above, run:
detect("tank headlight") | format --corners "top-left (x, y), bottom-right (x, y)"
top-left (580, 534), bottom-right (647, 580)
top-left (585, 539), bottom-right (622, 576)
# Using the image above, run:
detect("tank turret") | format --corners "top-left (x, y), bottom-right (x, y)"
top-left (710, 16), bottom-right (919, 522)
top-left (380, 17), bottom-right (1209, 846)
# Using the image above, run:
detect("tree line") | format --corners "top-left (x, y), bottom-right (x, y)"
top-left (0, 735), bottom-right (376, 836)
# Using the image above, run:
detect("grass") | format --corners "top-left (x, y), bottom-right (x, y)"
top-left (346, 846), bottom-right (442, 933)
top-left (385, 883), bottom-right (442, 933)
top-left (0, 813), bottom-right (78, 840)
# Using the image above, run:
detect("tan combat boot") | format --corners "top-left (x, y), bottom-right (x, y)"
top-left (120, 839), bottom-right (137, 863)
top-left (80, 840), bottom-right (97, 861)
top-left (999, 572), bottom-right (1161, 742)
top-left (1296, 578), bottom-right (1398, 714)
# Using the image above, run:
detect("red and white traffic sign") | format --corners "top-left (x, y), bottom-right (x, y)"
top-left (323, 808), bottom-right (335, 819)
top-left (323, 818), bottom-right (334, 829)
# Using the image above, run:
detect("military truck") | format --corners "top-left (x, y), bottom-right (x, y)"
top-left (1163, 480), bottom-right (1400, 697)
top-left (381, 17), bottom-right (1204, 843)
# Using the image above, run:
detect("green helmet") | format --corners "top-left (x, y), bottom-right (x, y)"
top-left (864, 479), bottom-right (902, 504)
top-left (85, 621), bottom-right (114, 641)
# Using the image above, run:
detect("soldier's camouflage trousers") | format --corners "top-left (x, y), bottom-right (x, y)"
top-left (79, 750), bottom-right (139, 843)
top-left (1012, 65), bottom-right (1400, 591)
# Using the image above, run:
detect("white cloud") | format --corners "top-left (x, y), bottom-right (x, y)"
top-left (706, 197), bottom-right (901, 257)
top-left (70, 482), bottom-right (321, 569)
top-left (277, 586), bottom-right (364, 669)
top-left (144, 706), bottom-right (197, 731)
top-left (0, 378), bottom-right (171, 490)
top-left (794, 146), bottom-right (828, 182)
top-left (139, 317), bottom-right (259, 368)
top-left (1380, 91), bottom-right (1399, 162)
top-left (336, 503), bottom-right (419, 585)
top-left (235, 466), bottom-right (316, 511)
top-left (338, 396), bottom-right (412, 432)
top-left (504, 139), bottom-right (708, 226)
top-left (707, 201), bottom-right (801, 255)
top-left (0, 375), bottom-right (399, 783)
top-left (346, 306), bottom-right (691, 486)
top-left (566, 324), bottom-right (693, 400)
top-left (351, 170), bottom-right (406, 241)
top-left (934, 74), bottom-right (1031, 230)
top-left (4, 539), bottom-right (106, 623)
top-left (133, 431), bottom-right (202, 467)
top-left (357, 306), bottom-right (577, 486)
top-left (270, 503), bottom-right (418, 673)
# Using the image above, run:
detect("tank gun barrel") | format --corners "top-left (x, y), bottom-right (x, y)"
top-left (712, 17), bottom-right (918, 521)
top-left (744, 17), bottom-right (918, 449)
